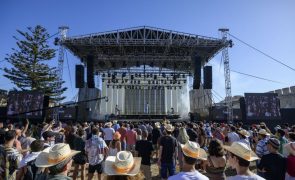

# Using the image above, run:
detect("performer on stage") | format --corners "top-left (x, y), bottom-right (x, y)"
top-left (115, 104), bottom-right (120, 115)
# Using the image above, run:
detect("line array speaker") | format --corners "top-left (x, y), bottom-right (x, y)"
top-left (87, 55), bottom-right (95, 88)
top-left (193, 56), bottom-right (201, 89)
top-left (203, 66), bottom-right (212, 89)
top-left (75, 65), bottom-right (85, 88)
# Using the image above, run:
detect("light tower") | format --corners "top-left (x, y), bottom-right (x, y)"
top-left (53, 26), bottom-right (69, 120)
top-left (219, 28), bottom-right (233, 123)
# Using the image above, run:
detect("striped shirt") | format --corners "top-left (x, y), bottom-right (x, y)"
top-left (256, 137), bottom-right (269, 158)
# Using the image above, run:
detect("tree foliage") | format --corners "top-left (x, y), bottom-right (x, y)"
top-left (3, 25), bottom-right (67, 102)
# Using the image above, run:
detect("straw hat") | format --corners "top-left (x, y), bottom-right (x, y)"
top-left (258, 129), bottom-right (270, 136)
top-left (224, 142), bottom-right (259, 162)
top-left (285, 142), bottom-right (295, 156)
top-left (35, 143), bottom-right (80, 168)
top-left (181, 141), bottom-right (207, 160)
top-left (238, 129), bottom-right (250, 137)
top-left (113, 132), bottom-right (121, 140)
top-left (164, 124), bottom-right (175, 132)
top-left (155, 122), bottom-right (161, 128)
top-left (104, 151), bottom-right (141, 176)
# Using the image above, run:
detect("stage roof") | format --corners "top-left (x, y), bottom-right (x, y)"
top-left (62, 26), bottom-right (230, 73)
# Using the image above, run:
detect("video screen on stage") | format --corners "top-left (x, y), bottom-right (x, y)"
top-left (245, 93), bottom-right (281, 119)
top-left (7, 91), bottom-right (44, 117)
top-left (211, 106), bottom-right (242, 120)
top-left (47, 106), bottom-right (76, 120)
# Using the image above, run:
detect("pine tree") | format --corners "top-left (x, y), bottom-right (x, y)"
top-left (3, 25), bottom-right (67, 102)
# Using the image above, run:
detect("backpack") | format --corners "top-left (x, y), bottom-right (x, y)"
top-left (23, 159), bottom-right (38, 180)
top-left (0, 145), bottom-right (18, 179)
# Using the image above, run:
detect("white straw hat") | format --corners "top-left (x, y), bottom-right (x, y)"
top-left (224, 142), bottom-right (259, 161)
top-left (155, 122), bottom-right (161, 128)
top-left (238, 129), bottom-right (250, 137)
top-left (104, 151), bottom-right (141, 176)
top-left (35, 143), bottom-right (80, 168)
top-left (258, 129), bottom-right (270, 136)
top-left (164, 124), bottom-right (175, 132)
top-left (181, 141), bottom-right (207, 160)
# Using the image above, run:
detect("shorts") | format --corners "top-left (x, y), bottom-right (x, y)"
top-left (88, 163), bottom-right (103, 174)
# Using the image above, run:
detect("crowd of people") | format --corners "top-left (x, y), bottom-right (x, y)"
top-left (0, 118), bottom-right (295, 180)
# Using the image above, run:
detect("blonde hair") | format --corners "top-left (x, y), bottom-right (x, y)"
top-left (177, 127), bottom-right (189, 144)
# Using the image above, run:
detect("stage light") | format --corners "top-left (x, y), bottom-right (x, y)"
top-left (148, 80), bottom-right (150, 84)
top-left (139, 74), bottom-right (141, 77)
top-left (170, 80), bottom-right (173, 84)
top-left (125, 79), bottom-right (128, 83)
top-left (184, 80), bottom-right (187, 83)
top-left (150, 61), bottom-right (154, 67)
top-left (123, 61), bottom-right (127, 67)
top-left (136, 61), bottom-right (140, 67)
top-left (182, 74), bottom-right (185, 78)
top-left (107, 85), bottom-right (110, 88)
top-left (102, 79), bottom-right (105, 82)
top-left (102, 73), bottom-right (105, 77)
top-left (154, 75), bottom-right (157, 80)
top-left (138, 80), bottom-right (140, 84)
top-left (116, 79), bottom-right (119, 83)
top-left (174, 87), bottom-right (177, 90)
top-left (179, 86), bottom-right (182, 89)
top-left (122, 72), bottom-right (126, 78)
top-left (162, 73), bottom-right (166, 78)
top-left (131, 75), bottom-right (134, 80)
top-left (164, 80), bottom-right (167, 84)
top-left (108, 79), bottom-right (111, 84)
top-left (135, 73), bottom-right (138, 77)
top-left (178, 81), bottom-right (180, 84)
top-left (108, 73), bottom-right (111, 77)
top-left (156, 81), bottom-right (158, 84)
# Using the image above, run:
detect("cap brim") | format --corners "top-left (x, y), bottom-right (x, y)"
top-left (180, 144), bottom-right (207, 161)
top-left (104, 156), bottom-right (142, 176)
top-left (35, 150), bottom-right (80, 168)
top-left (223, 145), bottom-right (259, 162)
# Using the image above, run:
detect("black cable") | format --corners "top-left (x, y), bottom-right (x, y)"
top-left (65, 50), bottom-right (73, 93)
top-left (228, 33), bottom-right (295, 72)
top-left (231, 69), bottom-right (287, 85)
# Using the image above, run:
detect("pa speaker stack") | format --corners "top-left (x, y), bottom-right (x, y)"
top-left (203, 66), bottom-right (212, 89)
top-left (193, 56), bottom-right (201, 89)
top-left (87, 55), bottom-right (95, 88)
top-left (75, 65), bottom-right (85, 88)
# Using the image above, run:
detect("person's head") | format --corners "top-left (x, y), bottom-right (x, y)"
top-left (164, 124), bottom-right (174, 135)
top-left (230, 126), bottom-right (236, 132)
top-left (35, 143), bottom-right (79, 175)
top-left (258, 129), bottom-right (269, 140)
top-left (277, 129), bottom-right (285, 138)
top-left (30, 140), bottom-right (44, 152)
top-left (266, 138), bottom-right (280, 153)
top-left (4, 130), bottom-right (16, 144)
top-left (77, 128), bottom-right (84, 137)
top-left (208, 139), bottom-right (224, 157)
top-left (129, 124), bottom-right (134, 130)
top-left (142, 130), bottom-right (148, 139)
top-left (181, 141), bottom-right (207, 166)
top-left (288, 132), bottom-right (295, 142)
top-left (237, 129), bottom-right (249, 140)
top-left (224, 142), bottom-right (259, 170)
top-left (105, 173), bottom-right (145, 180)
top-left (42, 131), bottom-right (55, 142)
top-left (91, 127), bottom-right (99, 136)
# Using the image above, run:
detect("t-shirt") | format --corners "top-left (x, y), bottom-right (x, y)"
top-left (85, 135), bottom-right (107, 165)
top-left (258, 153), bottom-right (286, 180)
top-left (168, 171), bottom-right (209, 180)
top-left (227, 174), bottom-right (265, 180)
top-left (160, 135), bottom-right (177, 164)
top-left (287, 155), bottom-right (295, 177)
top-left (103, 127), bottom-right (115, 141)
top-left (135, 140), bottom-right (153, 165)
top-left (152, 128), bottom-right (161, 144)
top-left (187, 128), bottom-right (198, 142)
top-left (126, 130), bottom-right (137, 145)
top-left (228, 132), bottom-right (240, 143)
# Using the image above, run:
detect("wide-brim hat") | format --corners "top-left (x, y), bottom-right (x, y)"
top-left (258, 129), bottom-right (270, 136)
top-left (285, 142), bottom-right (295, 156)
top-left (181, 141), bottom-right (207, 160)
top-left (104, 151), bottom-right (142, 176)
top-left (35, 143), bottom-right (80, 168)
top-left (238, 129), bottom-right (250, 137)
top-left (224, 142), bottom-right (259, 162)
top-left (155, 122), bottom-right (161, 128)
top-left (164, 124), bottom-right (175, 132)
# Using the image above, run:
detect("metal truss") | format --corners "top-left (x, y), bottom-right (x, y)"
top-left (219, 29), bottom-right (233, 123)
top-left (53, 26), bottom-right (69, 120)
top-left (61, 26), bottom-right (228, 72)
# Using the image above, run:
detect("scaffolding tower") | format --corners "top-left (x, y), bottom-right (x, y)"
top-left (219, 29), bottom-right (233, 123)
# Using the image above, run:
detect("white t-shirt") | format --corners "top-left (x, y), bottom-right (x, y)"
top-left (227, 174), bottom-right (265, 180)
top-left (168, 171), bottom-right (209, 180)
top-left (103, 127), bottom-right (115, 141)
top-left (228, 132), bottom-right (240, 143)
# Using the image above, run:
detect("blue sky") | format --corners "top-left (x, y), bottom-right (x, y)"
top-left (0, 0), bottom-right (294, 103)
